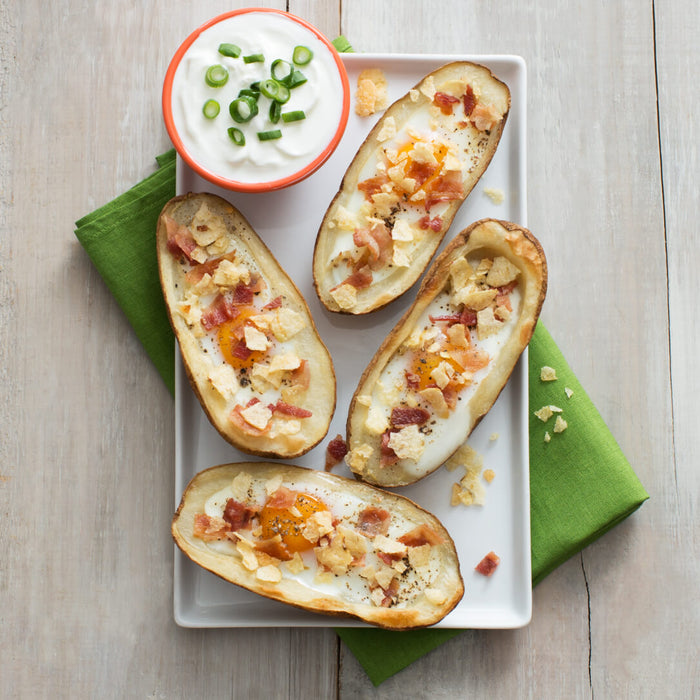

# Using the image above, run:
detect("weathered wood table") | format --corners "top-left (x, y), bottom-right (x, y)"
top-left (2, 1), bottom-right (697, 696)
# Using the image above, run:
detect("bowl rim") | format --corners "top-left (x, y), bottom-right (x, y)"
top-left (162, 7), bottom-right (350, 193)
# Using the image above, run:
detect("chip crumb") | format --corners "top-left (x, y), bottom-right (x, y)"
top-left (540, 366), bottom-right (558, 382)
top-left (489, 432), bottom-right (499, 441)
top-left (553, 415), bottom-right (568, 433)
top-left (483, 186), bottom-right (505, 204)
top-left (544, 431), bottom-right (551, 443)
top-left (483, 469), bottom-right (495, 483)
top-left (534, 405), bottom-right (563, 422)
top-left (565, 386), bottom-right (574, 399)
top-left (355, 68), bottom-right (387, 116)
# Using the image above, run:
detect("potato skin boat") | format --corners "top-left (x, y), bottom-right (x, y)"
top-left (157, 192), bottom-right (335, 459)
top-left (345, 219), bottom-right (547, 487)
top-left (313, 61), bottom-right (511, 315)
top-left (172, 462), bottom-right (464, 629)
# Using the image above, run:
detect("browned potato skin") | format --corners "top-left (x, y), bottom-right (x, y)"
top-left (172, 462), bottom-right (464, 630)
top-left (313, 61), bottom-right (511, 315)
top-left (346, 219), bottom-right (548, 487)
top-left (157, 192), bottom-right (336, 459)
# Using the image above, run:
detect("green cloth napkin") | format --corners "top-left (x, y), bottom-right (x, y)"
top-left (75, 149), bottom-right (648, 686)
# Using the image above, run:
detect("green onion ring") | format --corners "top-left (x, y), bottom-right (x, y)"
top-left (202, 99), bottom-right (220, 119)
top-left (204, 64), bottom-right (229, 88)
top-left (292, 45), bottom-right (313, 65)
top-left (227, 127), bottom-right (245, 146)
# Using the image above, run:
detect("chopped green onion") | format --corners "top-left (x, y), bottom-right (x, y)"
top-left (259, 78), bottom-right (290, 104)
top-left (229, 96), bottom-right (259, 123)
top-left (269, 100), bottom-right (282, 124)
top-left (243, 53), bottom-right (264, 64)
top-left (204, 64), bottom-right (229, 88)
top-left (292, 45), bottom-right (313, 65)
top-left (202, 99), bottom-right (220, 119)
top-left (257, 129), bottom-right (282, 141)
top-left (238, 88), bottom-right (260, 101)
top-left (281, 110), bottom-right (306, 123)
top-left (282, 69), bottom-right (307, 89)
top-left (228, 127), bottom-right (245, 146)
top-left (271, 59), bottom-right (294, 82)
top-left (218, 43), bottom-right (241, 58)
top-left (249, 81), bottom-right (261, 92)
top-left (331, 35), bottom-right (353, 53)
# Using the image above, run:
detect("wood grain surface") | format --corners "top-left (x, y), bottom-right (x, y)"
top-left (1, 0), bottom-right (697, 697)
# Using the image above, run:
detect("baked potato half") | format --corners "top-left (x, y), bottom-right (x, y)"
top-left (313, 61), bottom-right (511, 315)
top-left (345, 219), bottom-right (547, 487)
top-left (172, 462), bottom-right (464, 629)
top-left (157, 192), bottom-right (335, 458)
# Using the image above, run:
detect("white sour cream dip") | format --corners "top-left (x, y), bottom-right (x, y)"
top-left (169, 11), bottom-right (347, 187)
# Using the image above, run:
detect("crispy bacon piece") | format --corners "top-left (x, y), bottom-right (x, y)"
top-left (380, 577), bottom-right (400, 607)
top-left (289, 359), bottom-right (310, 391)
top-left (229, 401), bottom-right (271, 436)
top-left (342, 264), bottom-right (373, 290)
top-left (201, 293), bottom-right (240, 331)
top-left (353, 222), bottom-right (393, 270)
top-left (471, 102), bottom-right (502, 132)
top-left (429, 308), bottom-right (478, 327)
top-left (325, 434), bottom-right (348, 471)
top-left (263, 296), bottom-right (283, 310)
top-left (433, 91), bottom-right (460, 115)
top-left (398, 524), bottom-right (445, 547)
top-left (418, 215), bottom-right (443, 232)
top-left (406, 159), bottom-right (440, 188)
top-left (269, 400), bottom-right (312, 418)
top-left (462, 85), bottom-right (477, 117)
top-left (163, 215), bottom-right (198, 262)
top-left (404, 370), bottom-right (421, 390)
top-left (475, 551), bottom-right (501, 577)
top-left (357, 174), bottom-right (390, 200)
top-left (424, 171), bottom-right (464, 211)
top-left (254, 536), bottom-right (292, 562)
top-left (357, 507), bottom-right (391, 537)
top-left (266, 486), bottom-right (297, 509)
top-left (390, 407), bottom-right (430, 427)
top-left (223, 498), bottom-right (257, 531)
top-left (185, 252), bottom-right (237, 285)
top-left (379, 430), bottom-right (399, 467)
top-left (193, 513), bottom-right (231, 541)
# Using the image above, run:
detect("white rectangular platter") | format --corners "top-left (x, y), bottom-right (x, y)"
top-left (173, 53), bottom-right (531, 628)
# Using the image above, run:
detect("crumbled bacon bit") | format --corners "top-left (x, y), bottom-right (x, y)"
top-left (268, 400), bottom-right (312, 418)
top-left (390, 406), bottom-right (430, 427)
top-left (357, 174), bottom-right (390, 200)
top-left (201, 293), bottom-right (240, 331)
top-left (223, 498), bottom-right (257, 531)
top-left (263, 296), bottom-right (283, 310)
top-left (398, 524), bottom-right (444, 547)
top-left (463, 85), bottom-right (477, 117)
top-left (357, 507), bottom-right (391, 537)
top-left (432, 91), bottom-right (460, 115)
top-left (475, 551), bottom-right (500, 576)
top-left (419, 215), bottom-right (443, 232)
top-left (265, 485), bottom-right (297, 509)
top-left (379, 430), bottom-right (399, 467)
top-left (325, 434), bottom-right (348, 471)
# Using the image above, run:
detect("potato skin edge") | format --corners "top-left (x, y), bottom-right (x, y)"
top-left (313, 61), bottom-right (511, 315)
top-left (172, 462), bottom-right (464, 630)
top-left (157, 192), bottom-right (336, 459)
top-left (346, 218), bottom-right (547, 487)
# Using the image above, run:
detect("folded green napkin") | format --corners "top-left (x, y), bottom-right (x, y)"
top-left (75, 148), bottom-right (648, 686)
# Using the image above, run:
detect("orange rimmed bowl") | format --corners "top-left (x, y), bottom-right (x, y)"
top-left (163, 8), bottom-right (350, 192)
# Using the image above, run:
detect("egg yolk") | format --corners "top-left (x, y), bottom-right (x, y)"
top-left (218, 306), bottom-right (268, 370)
top-left (259, 492), bottom-right (329, 554)
top-left (396, 141), bottom-right (448, 194)
top-left (410, 351), bottom-right (465, 391)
